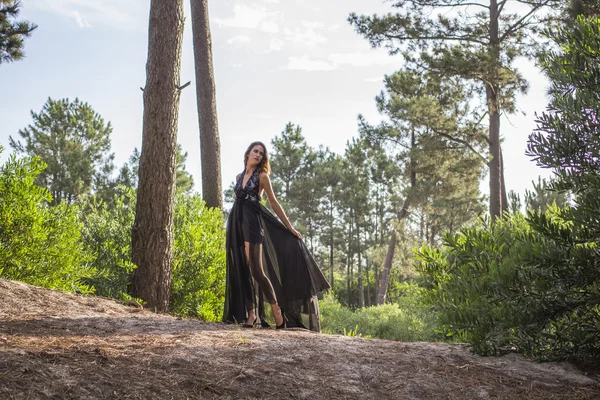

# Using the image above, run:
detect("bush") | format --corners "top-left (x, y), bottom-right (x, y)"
top-left (80, 188), bottom-right (137, 299)
top-left (0, 149), bottom-right (93, 293)
top-left (416, 213), bottom-right (548, 355)
top-left (417, 207), bottom-right (600, 365)
top-left (170, 193), bottom-right (226, 321)
top-left (319, 283), bottom-right (441, 342)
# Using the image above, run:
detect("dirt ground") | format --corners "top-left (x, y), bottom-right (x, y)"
top-left (1, 279), bottom-right (599, 400)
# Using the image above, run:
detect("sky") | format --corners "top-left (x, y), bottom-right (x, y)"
top-left (0, 0), bottom-right (553, 202)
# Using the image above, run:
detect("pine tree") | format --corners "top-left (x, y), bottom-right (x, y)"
top-left (269, 122), bottom-right (309, 220)
top-left (10, 98), bottom-right (114, 204)
top-left (0, 0), bottom-right (37, 64)
top-left (349, 0), bottom-right (560, 217)
top-left (129, 0), bottom-right (185, 312)
top-left (359, 69), bottom-right (486, 304)
top-left (190, 0), bottom-right (222, 209)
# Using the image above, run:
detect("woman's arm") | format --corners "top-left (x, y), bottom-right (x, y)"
top-left (259, 172), bottom-right (302, 239)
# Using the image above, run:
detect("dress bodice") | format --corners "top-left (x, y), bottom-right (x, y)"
top-left (234, 168), bottom-right (261, 203)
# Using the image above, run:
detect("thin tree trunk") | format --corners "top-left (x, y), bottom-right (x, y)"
top-left (358, 225), bottom-right (364, 308)
top-left (376, 229), bottom-right (396, 306)
top-left (377, 127), bottom-right (416, 305)
top-left (488, 0), bottom-right (502, 219)
top-left (190, 0), bottom-right (222, 209)
top-left (366, 258), bottom-right (371, 307)
top-left (500, 148), bottom-right (508, 214)
top-left (346, 254), bottom-right (351, 307)
top-left (374, 257), bottom-right (380, 299)
top-left (130, 0), bottom-right (184, 312)
top-left (329, 200), bottom-right (334, 285)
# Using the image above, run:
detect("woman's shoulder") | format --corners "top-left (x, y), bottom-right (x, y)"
top-left (258, 171), bottom-right (270, 181)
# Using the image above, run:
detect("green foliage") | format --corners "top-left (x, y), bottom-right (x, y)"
top-left (319, 284), bottom-right (441, 342)
top-left (79, 189), bottom-right (137, 299)
top-left (348, 0), bottom-right (553, 118)
top-left (359, 68), bottom-right (486, 245)
top-left (417, 205), bottom-right (600, 366)
top-left (0, 148), bottom-right (93, 293)
top-left (524, 176), bottom-right (569, 213)
top-left (9, 97), bottom-right (115, 204)
top-left (416, 214), bottom-right (545, 355)
top-left (413, 16), bottom-right (600, 367)
top-left (79, 188), bottom-right (226, 320)
top-left (0, 0), bottom-right (37, 64)
top-left (170, 192), bottom-right (226, 321)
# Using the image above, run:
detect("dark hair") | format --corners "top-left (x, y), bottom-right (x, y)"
top-left (244, 141), bottom-right (270, 174)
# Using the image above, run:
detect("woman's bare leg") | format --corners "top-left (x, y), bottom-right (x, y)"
top-left (245, 241), bottom-right (284, 326)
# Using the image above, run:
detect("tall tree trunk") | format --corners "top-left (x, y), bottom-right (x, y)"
top-left (329, 201), bottom-right (334, 285)
top-left (500, 148), bottom-right (508, 214)
top-left (190, 0), bottom-right (222, 209)
top-left (358, 225), bottom-right (364, 308)
top-left (346, 254), bottom-right (351, 307)
top-left (365, 258), bottom-right (371, 307)
top-left (346, 215), bottom-right (352, 306)
top-left (374, 257), bottom-right (380, 298)
top-left (130, 0), bottom-right (184, 312)
top-left (377, 127), bottom-right (416, 305)
top-left (488, 0), bottom-right (502, 219)
top-left (376, 229), bottom-right (396, 306)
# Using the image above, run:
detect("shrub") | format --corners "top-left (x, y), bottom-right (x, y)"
top-left (0, 149), bottom-right (92, 293)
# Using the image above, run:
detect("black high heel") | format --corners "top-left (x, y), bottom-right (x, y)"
top-left (275, 308), bottom-right (286, 330)
top-left (242, 317), bottom-right (256, 328)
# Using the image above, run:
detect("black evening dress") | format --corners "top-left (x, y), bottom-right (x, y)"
top-left (223, 168), bottom-right (330, 331)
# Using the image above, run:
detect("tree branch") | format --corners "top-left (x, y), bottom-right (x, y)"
top-left (434, 130), bottom-right (487, 162)
top-left (387, 33), bottom-right (487, 45)
top-left (500, 0), bottom-right (550, 42)
top-left (411, 1), bottom-right (489, 8)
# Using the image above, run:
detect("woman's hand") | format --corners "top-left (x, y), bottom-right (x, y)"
top-left (289, 227), bottom-right (302, 239)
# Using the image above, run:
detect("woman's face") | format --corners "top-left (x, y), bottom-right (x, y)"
top-left (248, 145), bottom-right (265, 166)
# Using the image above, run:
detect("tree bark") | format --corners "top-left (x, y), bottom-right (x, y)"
top-left (376, 127), bottom-right (416, 305)
top-left (366, 258), bottom-right (371, 307)
top-left (129, 0), bottom-right (184, 312)
top-left (358, 225), bottom-right (364, 308)
top-left (376, 229), bottom-right (396, 306)
top-left (329, 200), bottom-right (334, 286)
top-left (500, 147), bottom-right (509, 214)
top-left (488, 0), bottom-right (503, 219)
top-left (190, 0), bottom-right (222, 209)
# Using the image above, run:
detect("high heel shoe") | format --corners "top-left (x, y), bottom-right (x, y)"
top-left (274, 308), bottom-right (286, 330)
top-left (242, 317), bottom-right (256, 328)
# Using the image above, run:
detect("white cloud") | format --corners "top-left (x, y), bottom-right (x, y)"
top-left (227, 35), bottom-right (252, 45)
top-left (215, 4), bottom-right (280, 32)
top-left (284, 21), bottom-right (327, 46)
top-left (72, 11), bottom-right (92, 28)
top-left (364, 77), bottom-right (384, 83)
top-left (259, 20), bottom-right (280, 34)
top-left (329, 52), bottom-right (398, 68)
top-left (282, 51), bottom-right (398, 72)
top-left (267, 38), bottom-right (285, 52)
top-left (28, 0), bottom-right (143, 30)
top-left (282, 55), bottom-right (335, 71)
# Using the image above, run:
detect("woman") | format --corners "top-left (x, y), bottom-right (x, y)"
top-left (223, 141), bottom-right (330, 331)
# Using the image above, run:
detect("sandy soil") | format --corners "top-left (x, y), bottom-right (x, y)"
top-left (1, 279), bottom-right (598, 399)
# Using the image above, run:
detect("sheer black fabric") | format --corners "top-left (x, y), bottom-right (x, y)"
top-left (223, 168), bottom-right (330, 331)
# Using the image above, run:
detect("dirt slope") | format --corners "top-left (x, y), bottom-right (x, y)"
top-left (0, 279), bottom-right (598, 399)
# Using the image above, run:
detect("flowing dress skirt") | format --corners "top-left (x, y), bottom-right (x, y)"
top-left (223, 199), bottom-right (330, 331)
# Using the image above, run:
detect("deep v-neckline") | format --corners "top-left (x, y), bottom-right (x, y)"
top-left (241, 170), bottom-right (255, 189)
